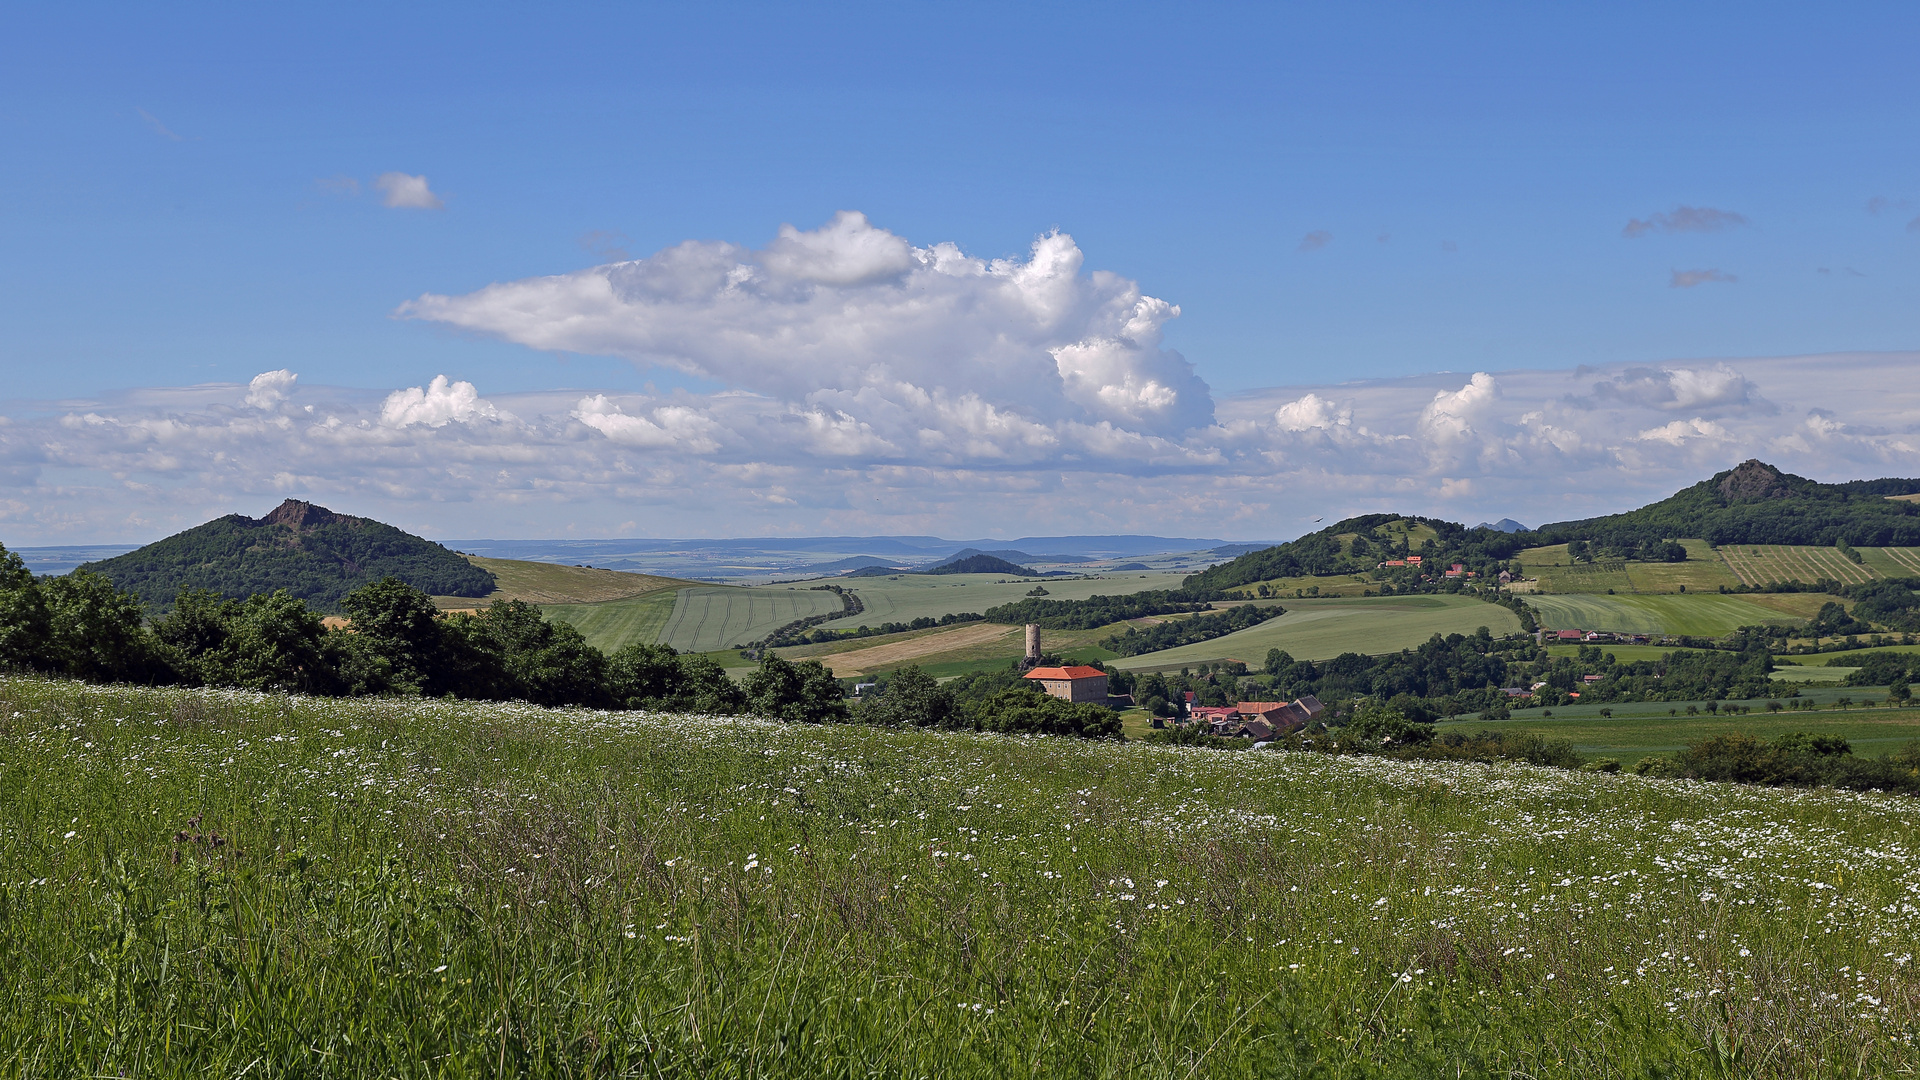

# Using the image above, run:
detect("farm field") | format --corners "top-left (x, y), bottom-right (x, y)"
top-left (782, 622), bottom-right (1021, 678)
top-left (814, 570), bottom-right (1188, 630)
top-left (1525, 593), bottom-right (1803, 636)
top-left (657, 585), bottom-right (844, 652)
top-left (1452, 705), bottom-right (1920, 765)
top-left (541, 589), bottom-right (681, 653)
top-left (10, 675), bottom-right (1920, 1076)
top-left (1718, 544), bottom-right (1878, 587)
top-left (1768, 666), bottom-right (1853, 683)
top-left (1113, 595), bottom-right (1521, 670)
top-left (437, 555), bottom-right (694, 608)
top-left (1518, 541), bottom-right (1740, 595)
top-left (1879, 546), bottom-right (1920, 575)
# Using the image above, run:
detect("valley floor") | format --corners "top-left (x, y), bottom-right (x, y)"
top-left (6, 676), bottom-right (1919, 1077)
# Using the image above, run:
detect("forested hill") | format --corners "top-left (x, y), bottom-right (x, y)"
top-left (79, 500), bottom-right (496, 611)
top-left (1182, 514), bottom-right (1526, 591)
top-left (1535, 460), bottom-right (1920, 548)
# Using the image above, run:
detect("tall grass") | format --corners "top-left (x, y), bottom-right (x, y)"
top-left (4, 674), bottom-right (1919, 1076)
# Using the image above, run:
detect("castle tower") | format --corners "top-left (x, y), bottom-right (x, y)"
top-left (1024, 623), bottom-right (1041, 666)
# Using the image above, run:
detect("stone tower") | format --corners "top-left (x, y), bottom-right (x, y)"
top-left (1024, 623), bottom-right (1041, 667)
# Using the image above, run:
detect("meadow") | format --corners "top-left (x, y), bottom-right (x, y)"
top-left (1524, 593), bottom-right (1806, 637)
top-left (8, 675), bottom-right (1920, 1077)
top-left (1114, 595), bottom-right (1520, 670)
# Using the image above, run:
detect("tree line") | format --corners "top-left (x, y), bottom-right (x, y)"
top-left (0, 544), bottom-right (1128, 737)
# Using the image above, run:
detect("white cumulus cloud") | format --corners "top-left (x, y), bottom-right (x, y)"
top-left (1418, 373), bottom-right (1499, 445)
top-left (381, 376), bottom-right (502, 428)
top-left (398, 213), bottom-right (1214, 438)
top-left (1274, 393), bottom-right (1351, 432)
top-left (244, 369), bottom-right (297, 409)
top-left (373, 172), bottom-right (444, 210)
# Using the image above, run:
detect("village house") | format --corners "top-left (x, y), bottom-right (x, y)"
top-left (1199, 695), bottom-right (1327, 739)
top-left (1022, 665), bottom-right (1109, 703)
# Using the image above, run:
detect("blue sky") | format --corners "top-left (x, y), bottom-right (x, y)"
top-left (2, 3), bottom-right (1918, 542)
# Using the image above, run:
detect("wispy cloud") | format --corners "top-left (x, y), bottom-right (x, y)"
top-left (1298, 230), bottom-right (1332, 252)
top-left (373, 172), bottom-right (444, 210)
top-left (1623, 206), bottom-right (1748, 238)
top-left (136, 108), bottom-right (182, 141)
top-left (1670, 268), bottom-right (1737, 288)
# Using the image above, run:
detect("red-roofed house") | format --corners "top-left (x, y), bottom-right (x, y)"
top-left (1554, 629), bottom-right (1584, 642)
top-left (1023, 665), bottom-right (1109, 703)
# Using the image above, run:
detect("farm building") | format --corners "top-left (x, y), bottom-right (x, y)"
top-left (1023, 665), bottom-right (1109, 703)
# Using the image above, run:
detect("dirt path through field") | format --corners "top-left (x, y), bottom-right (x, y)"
top-left (808, 622), bottom-right (1019, 675)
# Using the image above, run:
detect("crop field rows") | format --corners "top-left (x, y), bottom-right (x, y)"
top-left (1882, 547), bottom-right (1920, 576)
top-left (541, 589), bottom-right (682, 654)
top-left (657, 585), bottom-right (845, 652)
top-left (1524, 593), bottom-right (1807, 637)
top-left (1719, 545), bottom-right (1877, 586)
top-left (11, 675), bottom-right (1920, 1076)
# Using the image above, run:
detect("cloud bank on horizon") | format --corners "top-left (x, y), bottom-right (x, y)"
top-left (3, 214), bottom-right (1917, 544)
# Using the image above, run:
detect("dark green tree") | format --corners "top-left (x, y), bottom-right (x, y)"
top-left (0, 544), bottom-right (55, 673)
top-left (971, 686), bottom-right (1121, 739)
top-left (856, 666), bottom-right (959, 729)
top-left (608, 642), bottom-right (684, 708)
top-left (742, 655), bottom-right (847, 723)
top-left (41, 571), bottom-right (170, 683)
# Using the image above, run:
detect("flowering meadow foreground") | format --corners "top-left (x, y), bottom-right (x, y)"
top-left (4, 677), bottom-right (1920, 1077)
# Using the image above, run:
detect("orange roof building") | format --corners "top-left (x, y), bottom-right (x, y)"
top-left (1023, 665), bottom-right (1110, 703)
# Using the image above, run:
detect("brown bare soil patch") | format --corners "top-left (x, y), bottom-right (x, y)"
top-left (807, 622), bottom-right (1020, 676)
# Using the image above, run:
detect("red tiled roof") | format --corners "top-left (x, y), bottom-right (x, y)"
top-left (1024, 666), bottom-right (1106, 681)
top-left (1235, 701), bottom-right (1290, 714)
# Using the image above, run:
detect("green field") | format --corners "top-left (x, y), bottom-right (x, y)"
top-left (1524, 593), bottom-right (1803, 636)
top-left (1452, 704), bottom-right (1920, 765)
top-left (541, 589), bottom-right (682, 652)
top-left (1113, 595), bottom-right (1521, 669)
top-left (12, 674), bottom-right (1920, 1076)
top-left (1518, 541), bottom-right (1741, 595)
top-left (657, 585), bottom-right (845, 652)
top-left (815, 571), bottom-right (1189, 630)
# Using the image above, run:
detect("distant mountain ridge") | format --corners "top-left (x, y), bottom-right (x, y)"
top-left (1535, 460), bottom-right (1920, 547)
top-left (1184, 460), bottom-right (1920, 592)
top-left (81, 499), bottom-right (495, 611)
top-left (920, 554), bottom-right (1039, 577)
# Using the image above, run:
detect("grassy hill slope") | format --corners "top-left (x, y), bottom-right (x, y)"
top-left (80, 499), bottom-right (493, 611)
top-left (14, 675), bottom-right (1920, 1075)
top-left (445, 556), bottom-right (696, 606)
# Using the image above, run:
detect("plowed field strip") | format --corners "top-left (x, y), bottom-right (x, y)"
top-left (801, 623), bottom-right (1021, 677)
